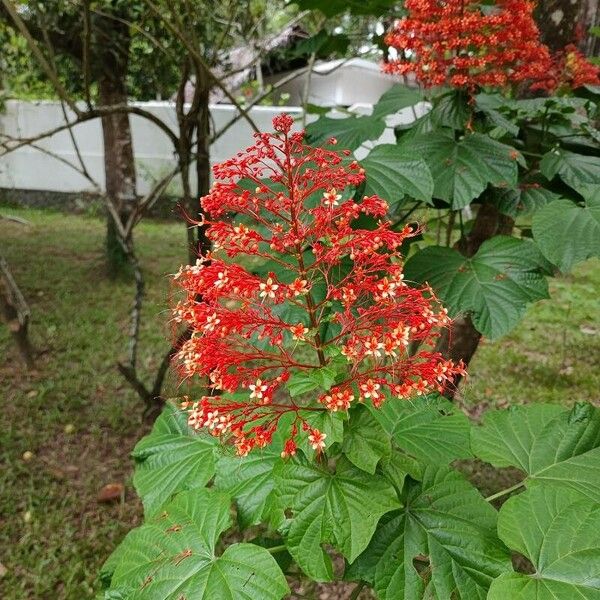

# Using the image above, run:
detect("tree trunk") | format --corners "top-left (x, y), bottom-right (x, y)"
top-left (195, 86), bottom-right (211, 258)
top-left (581, 1), bottom-right (599, 57)
top-left (437, 203), bottom-right (514, 395)
top-left (95, 12), bottom-right (137, 277)
top-left (535, 0), bottom-right (599, 53)
top-left (98, 73), bottom-right (137, 276)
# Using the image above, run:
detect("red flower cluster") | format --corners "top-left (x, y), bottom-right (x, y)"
top-left (384, 0), bottom-right (552, 90)
top-left (173, 114), bottom-right (465, 457)
top-left (532, 44), bottom-right (600, 93)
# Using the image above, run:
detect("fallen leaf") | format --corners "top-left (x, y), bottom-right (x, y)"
top-left (580, 325), bottom-right (598, 335)
top-left (97, 483), bottom-right (124, 503)
top-left (0, 562), bottom-right (7, 578)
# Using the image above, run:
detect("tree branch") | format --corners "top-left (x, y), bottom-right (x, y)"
top-left (0, 103), bottom-right (179, 156)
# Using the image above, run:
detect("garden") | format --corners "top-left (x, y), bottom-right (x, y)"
top-left (1, 1), bottom-right (600, 599)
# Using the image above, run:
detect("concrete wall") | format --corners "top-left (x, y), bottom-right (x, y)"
top-left (0, 101), bottom-right (305, 196)
top-left (0, 97), bottom-right (426, 197)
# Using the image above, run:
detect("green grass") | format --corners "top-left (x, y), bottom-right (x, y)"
top-left (1, 205), bottom-right (599, 599)
top-left (0, 206), bottom-right (188, 599)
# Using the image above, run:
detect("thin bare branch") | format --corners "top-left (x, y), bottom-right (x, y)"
top-left (0, 255), bottom-right (35, 368)
top-left (0, 103), bottom-right (179, 156)
top-left (142, 0), bottom-right (261, 134)
top-left (0, 133), bottom-right (100, 189)
top-left (82, 0), bottom-right (92, 108)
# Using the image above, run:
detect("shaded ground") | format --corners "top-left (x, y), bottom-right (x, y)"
top-left (1, 206), bottom-right (599, 599)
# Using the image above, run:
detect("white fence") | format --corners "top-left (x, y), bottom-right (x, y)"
top-left (0, 99), bottom-right (424, 197)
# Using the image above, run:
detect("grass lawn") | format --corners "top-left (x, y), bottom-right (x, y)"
top-left (1, 205), bottom-right (599, 599)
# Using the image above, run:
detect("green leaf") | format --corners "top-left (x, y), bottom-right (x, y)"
top-left (101, 489), bottom-right (289, 599)
top-left (540, 149), bottom-right (600, 197)
top-left (381, 447), bottom-right (422, 488)
top-left (404, 236), bottom-right (549, 339)
top-left (532, 198), bottom-right (600, 272)
top-left (297, 409), bottom-right (346, 455)
top-left (492, 185), bottom-right (561, 218)
top-left (489, 487), bottom-right (600, 600)
top-left (475, 93), bottom-right (520, 136)
top-left (342, 405), bottom-right (391, 474)
top-left (288, 371), bottom-right (320, 397)
top-left (214, 449), bottom-right (280, 529)
top-left (292, 30), bottom-right (349, 58)
top-left (348, 465), bottom-right (512, 599)
top-left (274, 457), bottom-right (400, 581)
top-left (293, 0), bottom-right (396, 16)
top-left (305, 114), bottom-right (385, 151)
top-left (431, 90), bottom-right (471, 130)
top-left (360, 144), bottom-right (434, 205)
top-left (369, 394), bottom-right (472, 464)
top-left (400, 132), bottom-right (523, 209)
top-left (471, 403), bottom-right (600, 502)
top-left (309, 365), bottom-right (337, 391)
top-left (288, 366), bottom-right (337, 398)
top-left (132, 404), bottom-right (217, 516)
top-left (372, 84), bottom-right (423, 119)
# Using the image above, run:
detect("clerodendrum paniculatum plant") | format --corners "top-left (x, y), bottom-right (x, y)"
top-left (171, 113), bottom-right (465, 458)
top-left (100, 115), bottom-right (600, 600)
top-left (100, 3), bottom-right (600, 597)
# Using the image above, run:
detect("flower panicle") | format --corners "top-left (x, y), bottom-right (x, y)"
top-left (172, 115), bottom-right (466, 457)
top-left (384, 0), bottom-right (598, 93)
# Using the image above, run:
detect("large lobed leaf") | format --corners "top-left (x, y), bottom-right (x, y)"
top-left (360, 144), bottom-right (434, 205)
top-left (472, 403), bottom-right (600, 503)
top-left (540, 148), bottom-right (600, 196)
top-left (368, 394), bottom-right (472, 464)
top-left (404, 236), bottom-right (549, 339)
top-left (371, 84), bottom-right (423, 119)
top-left (132, 404), bottom-right (217, 516)
top-left (342, 405), bottom-right (391, 474)
top-left (214, 449), bottom-right (280, 529)
top-left (348, 465), bottom-right (512, 599)
top-left (399, 132), bottom-right (524, 209)
top-left (305, 114), bottom-right (385, 151)
top-left (489, 487), bottom-right (600, 600)
top-left (492, 185), bottom-right (561, 218)
top-left (273, 457), bottom-right (400, 581)
top-left (532, 197), bottom-right (600, 272)
top-left (100, 489), bottom-right (289, 599)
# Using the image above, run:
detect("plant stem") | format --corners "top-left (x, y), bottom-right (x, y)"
top-left (485, 480), bottom-right (525, 503)
top-left (267, 544), bottom-right (288, 554)
top-left (445, 210), bottom-right (456, 247)
top-left (349, 581), bottom-right (366, 600)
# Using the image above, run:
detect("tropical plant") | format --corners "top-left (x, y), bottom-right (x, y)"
top-left (98, 2), bottom-right (600, 597)
top-left (99, 114), bottom-right (600, 600)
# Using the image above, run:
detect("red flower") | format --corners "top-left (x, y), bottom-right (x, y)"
top-left (531, 44), bottom-right (600, 93)
top-left (384, 0), bottom-right (553, 91)
top-left (173, 115), bottom-right (465, 456)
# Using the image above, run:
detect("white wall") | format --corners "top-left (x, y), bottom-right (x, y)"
top-left (0, 101), bottom-right (306, 195)
top-left (0, 98), bottom-right (426, 196)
